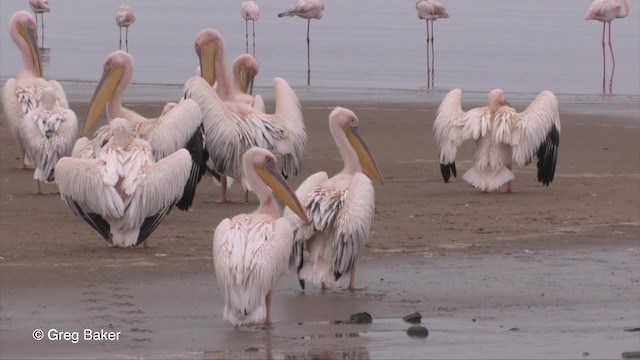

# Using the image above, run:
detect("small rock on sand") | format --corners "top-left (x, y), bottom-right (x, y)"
top-left (622, 352), bottom-right (640, 359)
top-left (406, 325), bottom-right (429, 338)
top-left (348, 312), bottom-right (372, 324)
top-left (402, 312), bottom-right (422, 324)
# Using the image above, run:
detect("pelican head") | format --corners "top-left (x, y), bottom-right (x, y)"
top-left (83, 51), bottom-right (132, 136)
top-left (330, 107), bottom-right (384, 184)
top-left (233, 54), bottom-right (259, 94)
top-left (242, 147), bottom-right (309, 223)
top-left (195, 29), bottom-right (224, 86)
top-left (489, 89), bottom-right (509, 112)
top-left (9, 11), bottom-right (42, 78)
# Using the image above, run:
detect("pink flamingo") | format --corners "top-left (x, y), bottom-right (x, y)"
top-left (278, 0), bottom-right (324, 86)
top-left (116, 4), bottom-right (136, 52)
top-left (241, 0), bottom-right (260, 56)
top-left (585, 0), bottom-right (630, 94)
top-left (416, 0), bottom-right (448, 89)
top-left (28, 0), bottom-right (49, 48)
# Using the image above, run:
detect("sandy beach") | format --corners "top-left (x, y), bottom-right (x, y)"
top-left (1, 97), bottom-right (639, 359)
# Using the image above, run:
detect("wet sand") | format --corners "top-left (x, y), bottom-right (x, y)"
top-left (1, 98), bottom-right (639, 359)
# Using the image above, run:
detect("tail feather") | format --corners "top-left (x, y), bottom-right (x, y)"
top-left (463, 166), bottom-right (514, 192)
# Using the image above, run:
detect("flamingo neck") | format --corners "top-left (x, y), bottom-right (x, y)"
top-left (331, 123), bottom-right (361, 175)
top-left (619, 0), bottom-right (630, 18)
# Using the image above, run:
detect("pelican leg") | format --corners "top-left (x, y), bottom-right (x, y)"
top-left (35, 180), bottom-right (43, 195)
top-left (506, 164), bottom-right (513, 193)
top-left (217, 177), bottom-right (229, 203)
top-left (264, 292), bottom-right (273, 326)
top-left (348, 264), bottom-right (357, 291)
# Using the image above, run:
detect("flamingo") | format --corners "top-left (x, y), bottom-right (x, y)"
top-left (187, 29), bottom-right (306, 203)
top-left (56, 118), bottom-right (192, 248)
top-left (116, 4), bottom-right (136, 52)
top-left (79, 50), bottom-right (206, 211)
top-left (278, 0), bottom-right (324, 86)
top-left (433, 89), bottom-right (561, 193)
top-left (585, 0), bottom-right (630, 94)
top-left (241, 0), bottom-right (260, 56)
top-left (285, 107), bottom-right (384, 291)
top-left (213, 147), bottom-right (308, 326)
top-left (2, 11), bottom-right (70, 169)
top-left (28, 0), bottom-right (49, 48)
top-left (415, 0), bottom-right (448, 89)
top-left (22, 88), bottom-right (78, 194)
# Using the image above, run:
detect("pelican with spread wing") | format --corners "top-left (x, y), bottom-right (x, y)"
top-left (433, 88), bottom-right (560, 192)
top-left (56, 118), bottom-right (191, 248)
top-left (213, 147), bottom-right (308, 326)
top-left (284, 107), bottom-right (384, 291)
top-left (79, 50), bottom-right (206, 210)
top-left (3, 11), bottom-right (71, 169)
top-left (22, 88), bottom-right (77, 194)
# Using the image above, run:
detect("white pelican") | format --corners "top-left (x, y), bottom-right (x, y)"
top-left (80, 50), bottom-right (206, 211)
top-left (415, 0), bottom-right (449, 89)
top-left (284, 107), bottom-right (384, 291)
top-left (22, 88), bottom-right (77, 194)
top-left (2, 11), bottom-right (69, 169)
top-left (278, 0), bottom-right (325, 86)
top-left (28, 0), bottom-right (49, 47)
top-left (185, 74), bottom-right (306, 203)
top-left (116, 4), bottom-right (135, 52)
top-left (231, 54), bottom-right (265, 113)
top-left (56, 118), bottom-right (191, 248)
top-left (240, 0), bottom-right (260, 56)
top-left (433, 88), bottom-right (561, 193)
top-left (213, 147), bottom-right (308, 326)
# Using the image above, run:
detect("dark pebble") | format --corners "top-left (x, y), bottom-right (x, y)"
top-left (582, 352), bottom-right (590, 357)
top-left (509, 327), bottom-right (520, 332)
top-left (622, 352), bottom-right (640, 359)
top-left (348, 312), bottom-right (372, 324)
top-left (245, 347), bottom-right (259, 352)
top-left (402, 312), bottom-right (422, 324)
top-left (406, 325), bottom-right (429, 338)
top-left (624, 327), bottom-right (640, 332)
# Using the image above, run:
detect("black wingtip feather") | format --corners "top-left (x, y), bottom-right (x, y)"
top-left (536, 125), bottom-right (560, 186)
top-left (440, 162), bottom-right (457, 183)
top-left (176, 128), bottom-right (206, 211)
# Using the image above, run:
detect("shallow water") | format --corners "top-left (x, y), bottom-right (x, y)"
top-left (1, 0), bottom-right (639, 98)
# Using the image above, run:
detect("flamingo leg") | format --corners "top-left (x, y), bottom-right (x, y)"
top-left (264, 292), bottom-right (273, 325)
top-left (601, 22), bottom-right (606, 94)
top-left (430, 20), bottom-right (435, 88)
top-left (40, 14), bottom-right (45, 48)
top-left (608, 22), bottom-right (615, 94)
top-left (245, 20), bottom-right (249, 54)
top-left (252, 20), bottom-right (256, 57)
top-left (425, 20), bottom-right (431, 88)
top-left (119, 27), bottom-right (123, 50)
top-left (125, 27), bottom-right (129, 52)
top-left (307, 19), bottom-right (311, 87)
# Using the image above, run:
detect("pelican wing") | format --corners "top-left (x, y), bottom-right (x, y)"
top-left (121, 148), bottom-right (192, 233)
top-left (213, 215), bottom-right (293, 325)
top-left (283, 171), bottom-right (328, 272)
top-left (48, 80), bottom-right (70, 109)
top-left (493, 91), bottom-right (561, 185)
top-left (22, 107), bottom-right (78, 182)
top-left (272, 77), bottom-right (306, 177)
top-left (55, 153), bottom-right (125, 239)
top-left (2, 79), bottom-right (21, 133)
top-left (433, 89), bottom-right (491, 182)
top-left (327, 173), bottom-right (375, 279)
top-left (143, 99), bottom-right (206, 211)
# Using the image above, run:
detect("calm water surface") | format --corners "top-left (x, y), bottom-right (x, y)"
top-left (1, 0), bottom-right (639, 102)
